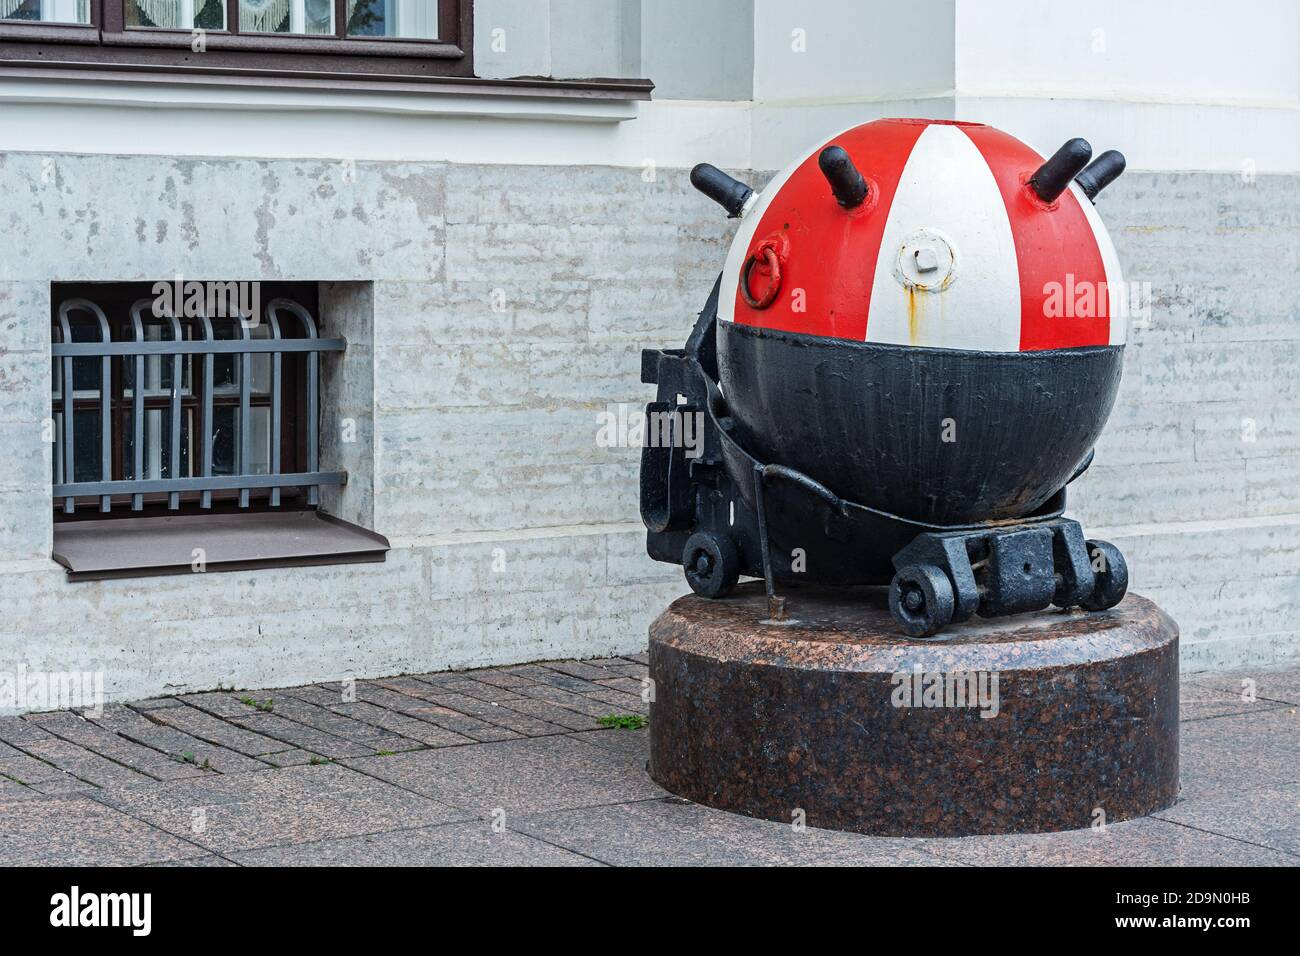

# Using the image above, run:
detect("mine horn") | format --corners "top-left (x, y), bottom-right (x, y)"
top-left (818, 145), bottom-right (869, 208)
top-left (1074, 149), bottom-right (1127, 201)
top-left (690, 163), bottom-right (754, 218)
top-left (1029, 138), bottom-right (1093, 203)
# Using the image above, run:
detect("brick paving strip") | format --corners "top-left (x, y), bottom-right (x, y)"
top-left (0, 659), bottom-right (1296, 866)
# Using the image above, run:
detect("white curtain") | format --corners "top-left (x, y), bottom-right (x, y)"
top-left (132, 0), bottom-right (221, 28)
top-left (239, 0), bottom-right (289, 32)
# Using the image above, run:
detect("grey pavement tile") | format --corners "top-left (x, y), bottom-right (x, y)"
top-left (0, 777), bottom-right (41, 800)
top-left (280, 684), bottom-right (351, 708)
top-left (427, 678), bottom-right (526, 702)
top-left (1180, 674), bottom-right (1290, 721)
top-left (568, 728), bottom-right (650, 765)
top-left (593, 677), bottom-right (645, 695)
top-left (582, 687), bottom-right (649, 714)
top-left (28, 777), bottom-right (100, 796)
top-left (88, 705), bottom-right (272, 774)
top-left (243, 696), bottom-right (419, 751)
top-left (425, 692), bottom-right (509, 716)
top-left (344, 734), bottom-right (666, 815)
top-left (471, 707), bottom-right (570, 738)
top-left (471, 670), bottom-right (538, 690)
top-left (514, 683), bottom-right (619, 718)
top-left (1156, 781), bottom-right (1300, 858)
top-left (403, 706), bottom-right (522, 742)
top-left (514, 799), bottom-right (951, 866)
top-left (230, 821), bottom-right (601, 866)
top-left (257, 749), bottom-right (328, 767)
top-left (602, 663), bottom-right (650, 679)
top-left (228, 713), bottom-right (380, 759)
top-left (502, 666), bottom-right (596, 693)
top-left (350, 680), bottom-right (442, 711)
top-left (626, 653), bottom-right (649, 665)
top-left (369, 675), bottom-right (446, 702)
top-left (94, 764), bottom-right (469, 854)
top-left (0, 738), bottom-right (67, 786)
top-left (1179, 708), bottom-right (1300, 799)
top-left (543, 660), bottom-right (612, 681)
top-left (1184, 668), bottom-right (1300, 706)
top-left (177, 691), bottom-right (264, 718)
top-left (26, 710), bottom-right (208, 781)
top-left (133, 697), bottom-right (185, 710)
top-left (16, 736), bottom-right (155, 790)
top-left (330, 702), bottom-right (475, 747)
top-left (149, 855), bottom-right (240, 867)
top-left (0, 795), bottom-right (202, 866)
top-left (501, 699), bottom-right (601, 732)
top-left (920, 817), bottom-right (1296, 866)
top-left (149, 704), bottom-right (297, 757)
top-left (0, 715), bottom-right (55, 748)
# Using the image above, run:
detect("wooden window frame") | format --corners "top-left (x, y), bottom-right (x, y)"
top-left (0, 1), bottom-right (654, 97)
top-left (1, 0), bottom-right (479, 83)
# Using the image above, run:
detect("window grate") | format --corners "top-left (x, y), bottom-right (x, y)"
top-left (51, 295), bottom-right (346, 515)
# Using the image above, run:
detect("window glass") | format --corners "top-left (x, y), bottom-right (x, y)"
top-left (0, 0), bottom-right (90, 24)
top-left (239, 0), bottom-right (333, 35)
top-left (347, 0), bottom-right (438, 39)
top-left (126, 0), bottom-right (225, 29)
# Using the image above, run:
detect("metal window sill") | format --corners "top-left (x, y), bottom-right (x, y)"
top-left (52, 510), bottom-right (389, 582)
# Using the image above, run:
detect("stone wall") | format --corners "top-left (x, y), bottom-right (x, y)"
top-left (0, 152), bottom-right (1295, 709)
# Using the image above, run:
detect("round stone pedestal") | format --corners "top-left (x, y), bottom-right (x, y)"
top-left (648, 583), bottom-right (1178, 836)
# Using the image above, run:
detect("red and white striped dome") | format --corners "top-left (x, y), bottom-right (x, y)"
top-left (718, 118), bottom-right (1125, 352)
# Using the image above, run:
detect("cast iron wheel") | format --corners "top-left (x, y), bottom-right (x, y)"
top-left (1078, 539), bottom-right (1128, 611)
top-left (682, 532), bottom-right (741, 599)
top-left (889, 564), bottom-right (956, 637)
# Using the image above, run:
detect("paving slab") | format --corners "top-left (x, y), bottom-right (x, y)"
top-left (344, 734), bottom-right (666, 816)
top-left (228, 713), bottom-right (380, 759)
top-left (568, 728), bottom-right (650, 765)
top-left (0, 739), bottom-right (69, 786)
top-left (1178, 707), bottom-right (1300, 800)
top-left (26, 710), bottom-right (208, 781)
top-left (470, 670), bottom-right (538, 690)
top-left (88, 705), bottom-right (273, 774)
top-left (94, 764), bottom-right (470, 855)
top-left (1184, 668), bottom-right (1300, 706)
top-left (329, 702), bottom-right (476, 747)
top-left (0, 777), bottom-right (40, 799)
top-left (1156, 782), bottom-right (1300, 858)
top-left (919, 817), bottom-right (1297, 866)
top-left (229, 821), bottom-right (601, 866)
top-left (0, 795), bottom-right (202, 866)
top-left (513, 798), bottom-right (951, 867)
top-left (502, 698), bottom-right (602, 732)
top-left (149, 855), bottom-right (240, 867)
top-left (241, 697), bottom-right (420, 752)
top-left (149, 704), bottom-right (298, 757)
top-left (543, 661), bottom-right (613, 681)
top-left (1180, 673), bottom-right (1291, 721)
top-left (15, 736), bottom-right (156, 790)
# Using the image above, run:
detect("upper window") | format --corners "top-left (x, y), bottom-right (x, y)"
top-left (0, 0), bottom-right (475, 82)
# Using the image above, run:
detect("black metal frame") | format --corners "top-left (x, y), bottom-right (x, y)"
top-left (639, 278), bottom-right (1129, 637)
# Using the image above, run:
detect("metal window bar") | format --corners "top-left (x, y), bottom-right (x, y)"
top-left (52, 295), bottom-right (345, 512)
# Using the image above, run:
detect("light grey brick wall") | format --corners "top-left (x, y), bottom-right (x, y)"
top-left (0, 152), bottom-right (1294, 710)
top-left (1069, 172), bottom-right (1300, 669)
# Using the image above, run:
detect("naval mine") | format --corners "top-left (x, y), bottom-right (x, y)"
top-left (639, 117), bottom-right (1132, 636)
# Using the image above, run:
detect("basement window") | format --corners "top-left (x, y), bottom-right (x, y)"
top-left (49, 281), bottom-right (387, 580)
